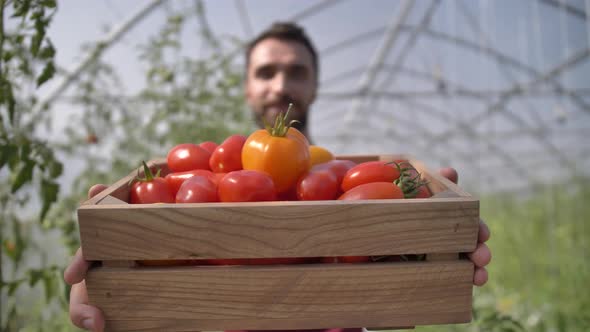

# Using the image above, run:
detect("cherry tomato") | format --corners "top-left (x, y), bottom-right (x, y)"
top-left (209, 135), bottom-right (247, 173)
top-left (338, 182), bottom-right (404, 200)
top-left (413, 185), bottom-right (432, 198)
top-left (176, 175), bottom-right (219, 203)
top-left (167, 143), bottom-right (211, 172)
top-left (130, 162), bottom-right (175, 204)
top-left (165, 169), bottom-right (215, 196)
top-left (341, 161), bottom-right (400, 192)
top-left (199, 141), bottom-right (218, 154)
top-left (218, 170), bottom-right (277, 202)
top-left (337, 256), bottom-right (371, 263)
top-left (246, 257), bottom-right (310, 265)
top-left (309, 145), bottom-right (334, 166)
top-left (296, 170), bottom-right (339, 201)
top-left (311, 159), bottom-right (357, 184)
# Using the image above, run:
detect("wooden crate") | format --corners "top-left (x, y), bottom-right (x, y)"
top-left (77, 154), bottom-right (479, 331)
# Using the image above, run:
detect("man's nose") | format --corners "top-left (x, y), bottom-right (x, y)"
top-left (270, 73), bottom-right (289, 95)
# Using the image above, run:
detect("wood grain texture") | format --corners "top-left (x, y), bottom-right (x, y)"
top-left (87, 261), bottom-right (473, 331)
top-left (79, 198), bottom-right (478, 260)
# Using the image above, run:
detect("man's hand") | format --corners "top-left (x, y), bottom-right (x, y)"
top-left (64, 184), bottom-right (107, 332)
top-left (439, 167), bottom-right (491, 286)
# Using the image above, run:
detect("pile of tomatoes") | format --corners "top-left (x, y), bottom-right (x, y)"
top-left (131, 109), bottom-right (432, 266)
top-left (129, 136), bottom-right (431, 205)
top-left (130, 108), bottom-right (431, 205)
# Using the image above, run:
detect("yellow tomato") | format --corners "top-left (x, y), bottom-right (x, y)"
top-left (309, 145), bottom-right (334, 166)
top-left (241, 104), bottom-right (311, 193)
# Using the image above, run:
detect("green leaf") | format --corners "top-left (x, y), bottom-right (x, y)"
top-left (40, 178), bottom-right (59, 221)
top-left (8, 281), bottom-right (21, 296)
top-left (30, 29), bottom-right (44, 57)
top-left (0, 144), bottom-right (19, 170)
top-left (42, 273), bottom-right (56, 303)
top-left (11, 159), bottom-right (35, 193)
top-left (28, 269), bottom-right (43, 287)
top-left (39, 41), bottom-right (56, 60)
top-left (11, 0), bottom-right (31, 18)
top-left (49, 160), bottom-right (63, 178)
top-left (41, 0), bottom-right (57, 8)
top-left (36, 61), bottom-right (55, 87)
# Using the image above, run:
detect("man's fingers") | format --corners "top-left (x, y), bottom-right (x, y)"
top-left (473, 267), bottom-right (488, 287)
top-left (64, 248), bottom-right (90, 285)
top-left (88, 184), bottom-right (108, 199)
top-left (438, 167), bottom-right (458, 184)
top-left (468, 242), bottom-right (491, 268)
top-left (70, 281), bottom-right (105, 332)
top-left (478, 219), bottom-right (491, 243)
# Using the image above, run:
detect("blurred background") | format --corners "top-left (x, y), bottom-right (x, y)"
top-left (1, 0), bottom-right (589, 331)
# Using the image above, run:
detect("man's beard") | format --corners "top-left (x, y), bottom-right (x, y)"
top-left (253, 98), bottom-right (308, 132)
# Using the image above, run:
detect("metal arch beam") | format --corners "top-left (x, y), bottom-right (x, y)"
top-left (391, 99), bottom-right (539, 184)
top-left (234, 0), bottom-right (254, 38)
top-left (539, 0), bottom-right (587, 20)
top-left (427, 47), bottom-right (590, 151)
top-left (373, 0), bottom-right (441, 94)
top-left (318, 23), bottom-right (590, 112)
top-left (342, 0), bottom-right (415, 127)
top-left (287, 0), bottom-right (343, 22)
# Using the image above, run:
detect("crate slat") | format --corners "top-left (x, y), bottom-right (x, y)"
top-left (79, 198), bottom-right (478, 260)
top-left (88, 261), bottom-right (473, 331)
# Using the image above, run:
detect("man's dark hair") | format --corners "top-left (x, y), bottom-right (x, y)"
top-left (245, 22), bottom-right (319, 80)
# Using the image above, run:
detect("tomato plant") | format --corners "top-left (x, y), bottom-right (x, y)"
top-left (165, 169), bottom-right (215, 196)
top-left (175, 175), bottom-right (219, 203)
top-left (218, 170), bottom-right (277, 202)
top-left (341, 161), bottom-right (400, 192)
top-left (338, 182), bottom-right (404, 200)
top-left (242, 104), bottom-right (310, 193)
top-left (130, 162), bottom-right (175, 204)
top-left (296, 170), bottom-right (339, 201)
top-left (167, 143), bottom-right (211, 172)
top-left (209, 134), bottom-right (247, 173)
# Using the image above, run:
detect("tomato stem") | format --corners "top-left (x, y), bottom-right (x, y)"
top-left (266, 103), bottom-right (299, 137)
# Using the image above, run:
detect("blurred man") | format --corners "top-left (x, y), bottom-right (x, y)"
top-left (65, 22), bottom-right (491, 332)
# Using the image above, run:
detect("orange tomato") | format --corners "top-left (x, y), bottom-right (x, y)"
top-left (309, 145), bottom-right (334, 166)
top-left (241, 104), bottom-right (311, 193)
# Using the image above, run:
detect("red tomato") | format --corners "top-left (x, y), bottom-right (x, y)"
top-left (311, 159), bottom-right (356, 184)
top-left (246, 257), bottom-right (310, 265)
top-left (337, 256), bottom-right (371, 263)
top-left (167, 143), bottom-right (211, 172)
top-left (341, 161), bottom-right (400, 192)
top-left (413, 185), bottom-right (432, 198)
top-left (165, 169), bottom-right (215, 196)
top-left (199, 141), bottom-right (218, 154)
top-left (130, 162), bottom-right (175, 204)
top-left (206, 258), bottom-right (249, 265)
top-left (296, 170), bottom-right (339, 201)
top-left (277, 186), bottom-right (298, 201)
top-left (338, 182), bottom-right (404, 200)
top-left (209, 135), bottom-right (247, 173)
top-left (176, 175), bottom-right (219, 203)
top-left (212, 172), bottom-right (226, 186)
top-left (218, 170), bottom-right (277, 202)
top-left (320, 257), bottom-right (338, 263)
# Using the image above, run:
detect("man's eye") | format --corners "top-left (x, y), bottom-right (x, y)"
top-left (289, 67), bottom-right (308, 81)
top-left (257, 67), bottom-right (275, 80)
